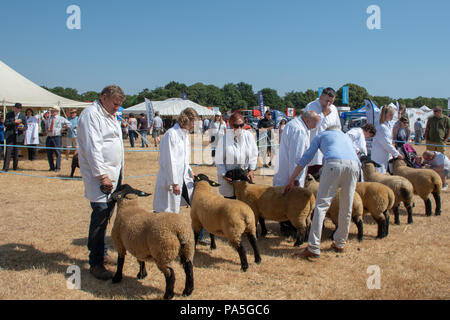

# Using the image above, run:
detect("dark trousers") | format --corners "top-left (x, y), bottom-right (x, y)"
top-left (3, 139), bottom-right (21, 170)
top-left (46, 136), bottom-right (62, 170)
top-left (27, 145), bottom-right (38, 161)
top-left (88, 201), bottom-right (116, 267)
top-left (129, 130), bottom-right (137, 147)
top-left (0, 143), bottom-right (3, 161)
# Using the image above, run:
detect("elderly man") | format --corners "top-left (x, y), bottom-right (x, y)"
top-left (284, 126), bottom-right (360, 258)
top-left (2, 103), bottom-right (27, 171)
top-left (44, 106), bottom-right (71, 172)
top-left (304, 87), bottom-right (342, 178)
top-left (78, 85), bottom-right (125, 280)
top-left (424, 106), bottom-right (450, 154)
top-left (422, 150), bottom-right (450, 191)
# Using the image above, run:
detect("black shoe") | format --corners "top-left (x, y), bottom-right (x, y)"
top-left (89, 265), bottom-right (113, 280)
top-left (268, 161), bottom-right (272, 167)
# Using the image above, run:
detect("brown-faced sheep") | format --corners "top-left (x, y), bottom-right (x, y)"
top-left (191, 174), bottom-right (261, 272)
top-left (391, 159), bottom-right (442, 216)
top-left (361, 157), bottom-right (415, 224)
top-left (226, 168), bottom-right (315, 247)
top-left (110, 184), bottom-right (195, 300)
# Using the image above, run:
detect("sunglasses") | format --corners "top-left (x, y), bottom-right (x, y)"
top-left (433, 110), bottom-right (441, 113)
top-left (231, 123), bottom-right (245, 129)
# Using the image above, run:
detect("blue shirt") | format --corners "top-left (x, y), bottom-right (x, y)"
top-left (67, 116), bottom-right (79, 138)
top-left (297, 129), bottom-right (360, 168)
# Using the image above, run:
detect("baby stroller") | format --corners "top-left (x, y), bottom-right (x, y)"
top-left (398, 143), bottom-right (421, 168)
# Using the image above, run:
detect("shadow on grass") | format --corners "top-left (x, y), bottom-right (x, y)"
top-left (0, 243), bottom-right (164, 300)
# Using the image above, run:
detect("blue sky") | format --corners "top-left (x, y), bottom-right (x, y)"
top-left (1, 0), bottom-right (449, 99)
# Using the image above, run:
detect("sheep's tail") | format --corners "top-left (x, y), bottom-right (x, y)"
top-left (431, 175), bottom-right (442, 193)
top-left (399, 186), bottom-right (413, 204)
top-left (177, 228), bottom-right (195, 263)
top-left (243, 208), bottom-right (257, 237)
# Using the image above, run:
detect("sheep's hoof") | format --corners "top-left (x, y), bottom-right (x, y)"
top-left (435, 211), bottom-right (441, 216)
top-left (164, 292), bottom-right (175, 300)
top-left (112, 275), bottom-right (122, 284)
top-left (137, 270), bottom-right (147, 280)
top-left (255, 257), bottom-right (262, 264)
top-left (293, 240), bottom-right (303, 247)
top-left (182, 287), bottom-right (194, 297)
top-left (241, 265), bottom-right (249, 272)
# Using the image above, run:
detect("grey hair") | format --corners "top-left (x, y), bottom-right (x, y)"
top-left (101, 85), bottom-right (126, 100)
top-left (302, 110), bottom-right (320, 120)
top-left (326, 125), bottom-right (342, 131)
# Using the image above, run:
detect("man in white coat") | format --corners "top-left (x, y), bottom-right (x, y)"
top-left (304, 88), bottom-right (342, 178)
top-left (153, 108), bottom-right (198, 213)
top-left (345, 123), bottom-right (377, 157)
top-left (78, 85), bottom-right (125, 280)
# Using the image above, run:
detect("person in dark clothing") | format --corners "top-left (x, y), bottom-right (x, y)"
top-left (137, 113), bottom-right (149, 147)
top-left (2, 103), bottom-right (28, 171)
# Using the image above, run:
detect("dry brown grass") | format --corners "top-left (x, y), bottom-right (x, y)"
top-left (0, 142), bottom-right (449, 300)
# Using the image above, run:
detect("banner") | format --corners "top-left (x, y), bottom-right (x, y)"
top-left (342, 86), bottom-right (349, 105)
top-left (286, 108), bottom-right (295, 117)
top-left (145, 98), bottom-right (154, 128)
top-left (257, 91), bottom-right (264, 117)
top-left (318, 87), bottom-right (324, 98)
top-left (182, 92), bottom-right (188, 100)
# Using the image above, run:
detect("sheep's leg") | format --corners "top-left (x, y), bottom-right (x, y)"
top-left (70, 165), bottom-right (76, 178)
top-left (194, 232), bottom-right (200, 248)
top-left (258, 217), bottom-right (267, 238)
top-left (432, 192), bottom-right (441, 216)
top-left (330, 227), bottom-right (337, 241)
top-left (232, 241), bottom-right (248, 272)
top-left (393, 204), bottom-right (401, 225)
top-left (383, 211), bottom-right (390, 237)
top-left (182, 260), bottom-right (194, 297)
top-left (112, 256), bottom-right (125, 283)
top-left (375, 216), bottom-right (386, 239)
top-left (405, 202), bottom-right (413, 224)
top-left (246, 233), bottom-right (261, 264)
top-left (352, 216), bottom-right (364, 242)
top-left (210, 233), bottom-right (216, 250)
top-left (162, 267), bottom-right (175, 300)
top-left (137, 261), bottom-right (147, 280)
top-left (424, 198), bottom-right (432, 216)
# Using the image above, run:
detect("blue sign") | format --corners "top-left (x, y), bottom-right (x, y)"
top-left (182, 92), bottom-right (188, 100)
top-left (257, 91), bottom-right (264, 116)
top-left (116, 106), bottom-right (124, 122)
top-left (342, 86), bottom-right (349, 105)
top-left (318, 87), bottom-right (324, 98)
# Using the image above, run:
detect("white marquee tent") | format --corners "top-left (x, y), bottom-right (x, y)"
top-left (123, 98), bottom-right (215, 117)
top-left (0, 60), bottom-right (91, 109)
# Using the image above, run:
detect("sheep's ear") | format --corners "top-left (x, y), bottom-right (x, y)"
top-left (371, 161), bottom-right (382, 168)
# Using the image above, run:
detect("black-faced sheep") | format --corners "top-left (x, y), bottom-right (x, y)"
top-left (110, 184), bottom-right (195, 300)
top-left (225, 168), bottom-right (315, 247)
top-left (361, 157), bottom-right (415, 224)
top-left (391, 159), bottom-right (442, 217)
top-left (191, 174), bottom-right (261, 272)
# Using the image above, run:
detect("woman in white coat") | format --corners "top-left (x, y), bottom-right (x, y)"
top-left (216, 111), bottom-right (258, 198)
top-left (209, 111), bottom-right (226, 164)
top-left (24, 108), bottom-right (40, 161)
top-left (154, 108), bottom-right (199, 213)
top-left (371, 106), bottom-right (404, 173)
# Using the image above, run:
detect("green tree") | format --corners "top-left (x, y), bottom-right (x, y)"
top-left (260, 88), bottom-right (284, 110)
top-left (236, 82), bottom-right (257, 108)
top-left (336, 84), bottom-right (371, 110)
top-left (222, 83), bottom-right (242, 111)
top-left (81, 91), bottom-right (99, 102)
top-left (165, 81), bottom-right (188, 99)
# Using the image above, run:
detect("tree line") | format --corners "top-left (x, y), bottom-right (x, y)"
top-left (42, 82), bottom-right (448, 114)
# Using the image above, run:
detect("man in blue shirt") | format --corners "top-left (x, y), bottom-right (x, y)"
top-left (284, 126), bottom-right (360, 258)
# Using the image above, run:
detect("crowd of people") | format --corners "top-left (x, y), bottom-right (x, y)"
top-left (1, 85), bottom-right (449, 281)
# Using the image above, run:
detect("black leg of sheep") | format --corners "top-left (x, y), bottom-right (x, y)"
top-left (163, 267), bottom-right (176, 300)
top-left (425, 198), bottom-right (433, 216)
top-left (210, 233), bottom-right (216, 250)
top-left (246, 233), bottom-right (261, 265)
top-left (112, 257), bottom-right (125, 283)
top-left (352, 216), bottom-right (364, 242)
top-left (383, 211), bottom-right (390, 237)
top-left (432, 192), bottom-right (441, 216)
top-left (258, 217), bottom-right (268, 238)
top-left (406, 202), bottom-right (414, 224)
top-left (137, 261), bottom-right (147, 280)
top-left (180, 257), bottom-right (194, 297)
top-left (393, 204), bottom-right (401, 225)
top-left (376, 217), bottom-right (387, 239)
top-left (235, 243), bottom-right (249, 272)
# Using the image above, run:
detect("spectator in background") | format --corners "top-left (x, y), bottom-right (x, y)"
top-left (151, 111), bottom-right (164, 148)
top-left (421, 150), bottom-right (450, 191)
top-left (393, 116), bottom-right (411, 149)
top-left (258, 110), bottom-right (275, 168)
top-left (137, 113), bottom-right (149, 148)
top-left (303, 87), bottom-right (341, 179)
top-left (209, 111), bottom-right (226, 164)
top-left (2, 103), bottom-right (27, 172)
top-left (414, 118), bottom-right (424, 144)
top-left (65, 109), bottom-right (79, 160)
top-left (203, 116), bottom-right (210, 133)
top-left (278, 118), bottom-right (287, 143)
top-left (424, 106), bottom-right (450, 154)
top-left (0, 116), bottom-right (4, 162)
top-left (44, 106), bottom-right (71, 172)
top-left (127, 113), bottom-right (138, 148)
top-left (24, 108), bottom-right (40, 161)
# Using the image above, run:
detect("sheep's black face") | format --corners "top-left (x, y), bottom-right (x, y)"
top-left (225, 168), bottom-right (252, 183)
top-left (194, 174), bottom-right (220, 187)
top-left (360, 156), bottom-right (382, 168)
top-left (111, 184), bottom-right (151, 201)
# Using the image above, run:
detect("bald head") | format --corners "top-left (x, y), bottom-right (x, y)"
top-left (302, 110), bottom-right (321, 130)
top-left (422, 151), bottom-right (435, 161)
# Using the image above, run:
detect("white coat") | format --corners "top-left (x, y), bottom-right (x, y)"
top-left (209, 121), bottom-right (226, 148)
top-left (346, 127), bottom-right (368, 156)
top-left (371, 122), bottom-right (400, 173)
top-left (304, 99), bottom-right (341, 166)
top-left (77, 101), bottom-right (124, 203)
top-left (273, 117), bottom-right (310, 187)
top-left (216, 130), bottom-right (258, 197)
top-left (154, 123), bottom-right (194, 213)
top-left (24, 116), bottom-right (40, 145)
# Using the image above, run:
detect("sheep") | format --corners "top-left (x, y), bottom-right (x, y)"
top-left (391, 159), bottom-right (442, 217)
top-left (70, 151), bottom-right (79, 178)
top-left (355, 182), bottom-right (395, 239)
top-left (225, 168), bottom-right (315, 247)
top-left (191, 174), bottom-right (261, 272)
top-left (360, 157), bottom-right (415, 225)
top-left (304, 174), bottom-right (364, 241)
top-left (110, 184), bottom-right (195, 300)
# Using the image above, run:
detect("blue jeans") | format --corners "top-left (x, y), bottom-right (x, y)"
top-left (88, 201), bottom-right (116, 267)
top-left (128, 130), bottom-right (137, 147)
top-left (139, 130), bottom-right (148, 147)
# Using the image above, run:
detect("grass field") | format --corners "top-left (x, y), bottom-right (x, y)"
top-left (0, 140), bottom-right (449, 300)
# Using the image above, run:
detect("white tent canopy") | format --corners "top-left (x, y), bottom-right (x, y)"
top-left (123, 98), bottom-right (215, 116)
top-left (0, 60), bottom-right (91, 108)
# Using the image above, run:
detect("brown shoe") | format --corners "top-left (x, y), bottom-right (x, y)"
top-left (89, 265), bottom-right (113, 280)
top-left (331, 243), bottom-right (345, 253)
top-left (104, 255), bottom-right (117, 266)
top-left (292, 248), bottom-right (320, 259)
